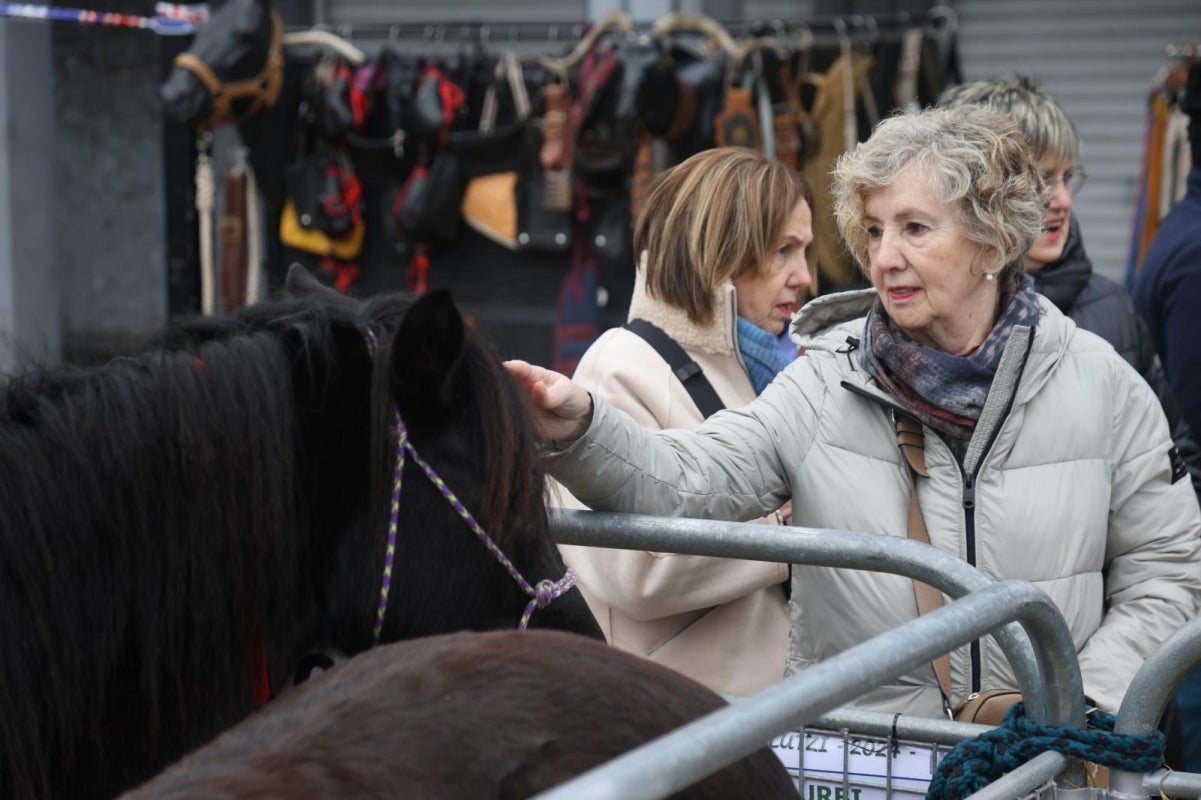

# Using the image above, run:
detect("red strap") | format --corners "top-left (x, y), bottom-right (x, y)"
top-left (242, 619), bottom-right (271, 707)
top-left (350, 85), bottom-right (369, 128)
top-left (322, 161), bottom-right (363, 225)
top-left (333, 61), bottom-right (369, 128)
top-left (571, 45), bottom-right (618, 136)
top-left (405, 248), bottom-right (430, 294)
top-left (319, 256), bottom-right (360, 294)
top-left (438, 75), bottom-right (464, 132)
top-left (420, 62), bottom-right (465, 147)
top-left (391, 164), bottom-right (428, 234)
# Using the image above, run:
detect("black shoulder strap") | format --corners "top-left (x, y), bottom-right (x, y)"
top-left (623, 318), bottom-right (725, 419)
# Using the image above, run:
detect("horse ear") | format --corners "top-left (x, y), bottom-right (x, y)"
top-left (227, 0), bottom-right (266, 33)
top-left (390, 289), bottom-right (465, 418)
top-left (285, 264), bottom-right (333, 299)
top-left (284, 263), bottom-right (364, 314)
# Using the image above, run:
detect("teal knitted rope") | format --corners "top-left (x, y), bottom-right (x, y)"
top-left (926, 703), bottom-right (1164, 800)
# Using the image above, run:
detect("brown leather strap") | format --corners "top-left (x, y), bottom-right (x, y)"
top-left (895, 413), bottom-right (928, 478)
top-left (663, 82), bottom-right (696, 142)
top-left (218, 162), bottom-right (248, 312)
top-left (629, 132), bottom-right (654, 222)
top-left (539, 83), bottom-right (573, 212)
top-left (895, 413), bottom-right (953, 709)
top-left (774, 112), bottom-right (800, 168)
top-left (540, 83), bottom-right (572, 170)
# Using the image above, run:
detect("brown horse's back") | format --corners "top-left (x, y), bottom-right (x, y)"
top-left (122, 629), bottom-right (795, 799)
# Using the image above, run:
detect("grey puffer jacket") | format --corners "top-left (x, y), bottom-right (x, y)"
top-left (1032, 217), bottom-right (1201, 497)
top-left (548, 291), bottom-right (1201, 716)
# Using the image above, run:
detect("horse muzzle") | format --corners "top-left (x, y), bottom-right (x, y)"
top-left (160, 68), bottom-right (213, 127)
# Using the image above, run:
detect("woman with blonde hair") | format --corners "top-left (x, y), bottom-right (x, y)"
top-left (518, 108), bottom-right (1200, 716)
top-left (557, 147), bottom-right (813, 695)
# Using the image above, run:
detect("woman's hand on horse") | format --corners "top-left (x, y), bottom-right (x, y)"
top-left (504, 360), bottom-right (594, 444)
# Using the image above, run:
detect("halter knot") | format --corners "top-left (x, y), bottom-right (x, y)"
top-left (520, 570), bottom-right (579, 630)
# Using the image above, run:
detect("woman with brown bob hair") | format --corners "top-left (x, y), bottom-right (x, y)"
top-left (557, 147), bottom-right (813, 695)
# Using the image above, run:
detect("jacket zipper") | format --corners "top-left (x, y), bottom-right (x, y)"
top-left (840, 328), bottom-right (1035, 699)
top-left (952, 331), bottom-right (1035, 695)
top-left (962, 469), bottom-right (982, 693)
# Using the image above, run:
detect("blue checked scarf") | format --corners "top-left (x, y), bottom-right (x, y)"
top-left (859, 278), bottom-right (1042, 462)
top-left (737, 316), bottom-right (795, 395)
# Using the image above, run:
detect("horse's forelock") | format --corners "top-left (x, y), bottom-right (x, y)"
top-left (460, 330), bottom-right (548, 545)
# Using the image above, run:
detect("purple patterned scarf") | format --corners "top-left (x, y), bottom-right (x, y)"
top-left (859, 278), bottom-right (1042, 461)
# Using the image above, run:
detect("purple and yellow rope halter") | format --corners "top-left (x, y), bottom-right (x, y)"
top-left (361, 325), bottom-right (578, 646)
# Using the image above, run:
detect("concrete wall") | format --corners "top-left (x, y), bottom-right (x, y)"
top-left (53, 14), bottom-right (167, 364)
top-left (0, 20), bottom-right (57, 374)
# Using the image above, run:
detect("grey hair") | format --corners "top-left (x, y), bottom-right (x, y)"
top-left (936, 75), bottom-right (1080, 166)
top-left (831, 106), bottom-right (1050, 293)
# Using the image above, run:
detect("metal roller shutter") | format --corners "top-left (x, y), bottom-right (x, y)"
top-left (956, 0), bottom-right (1201, 284)
top-left (744, 0), bottom-right (817, 19)
top-left (322, 0), bottom-right (589, 27)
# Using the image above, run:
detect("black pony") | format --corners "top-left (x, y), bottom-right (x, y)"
top-left (0, 267), bottom-right (601, 799)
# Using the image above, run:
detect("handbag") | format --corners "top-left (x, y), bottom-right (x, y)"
top-left (894, 413), bottom-right (1021, 727)
top-left (952, 689), bottom-right (1023, 726)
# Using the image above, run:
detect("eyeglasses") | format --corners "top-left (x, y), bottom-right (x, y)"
top-left (1041, 166), bottom-right (1087, 196)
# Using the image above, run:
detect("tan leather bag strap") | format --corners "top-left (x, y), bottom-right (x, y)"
top-left (895, 413), bottom-right (953, 710)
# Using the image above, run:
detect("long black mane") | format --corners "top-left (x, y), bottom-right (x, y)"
top-left (0, 277), bottom-right (597, 799)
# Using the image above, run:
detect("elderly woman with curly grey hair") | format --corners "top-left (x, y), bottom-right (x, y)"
top-left (506, 106), bottom-right (1201, 718)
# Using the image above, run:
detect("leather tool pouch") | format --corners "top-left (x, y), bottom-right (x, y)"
top-left (714, 84), bottom-right (760, 150)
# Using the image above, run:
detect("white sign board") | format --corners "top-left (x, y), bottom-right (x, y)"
top-left (771, 728), bottom-right (948, 800)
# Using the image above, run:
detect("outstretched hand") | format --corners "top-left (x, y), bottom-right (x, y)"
top-left (504, 360), bottom-right (594, 444)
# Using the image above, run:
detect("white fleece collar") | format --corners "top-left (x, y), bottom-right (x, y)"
top-left (626, 256), bottom-right (738, 356)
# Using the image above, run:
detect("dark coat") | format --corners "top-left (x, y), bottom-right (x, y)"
top-left (1033, 215), bottom-right (1201, 497)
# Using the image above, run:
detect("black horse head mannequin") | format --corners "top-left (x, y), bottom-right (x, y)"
top-left (160, 0), bottom-right (312, 288)
top-left (160, 0), bottom-right (282, 128)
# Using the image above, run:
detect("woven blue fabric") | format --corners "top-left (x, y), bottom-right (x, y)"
top-left (926, 703), bottom-right (1164, 800)
top-left (737, 316), bottom-right (792, 395)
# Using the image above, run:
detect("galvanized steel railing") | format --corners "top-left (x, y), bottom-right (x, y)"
top-left (1110, 615), bottom-right (1201, 799)
top-left (531, 579), bottom-right (1081, 800)
top-left (551, 509), bottom-right (1083, 725)
top-left (547, 510), bottom-right (1201, 800)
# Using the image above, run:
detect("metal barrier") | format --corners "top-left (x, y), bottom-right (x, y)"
top-left (531, 580), bottom-right (1080, 800)
top-left (1110, 615), bottom-right (1201, 799)
top-left (548, 510), bottom-right (1201, 799)
top-left (551, 509), bottom-right (1082, 725)
top-left (966, 752), bottom-right (1067, 800)
top-left (811, 708), bottom-right (993, 745)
